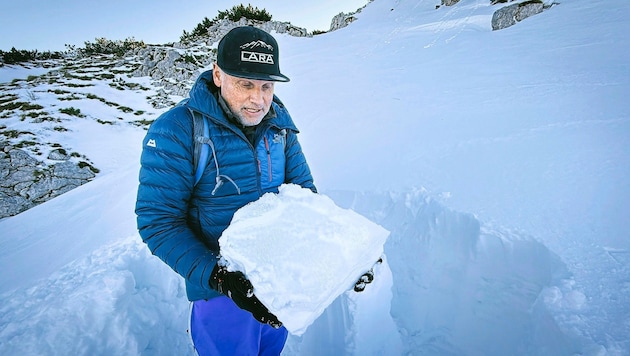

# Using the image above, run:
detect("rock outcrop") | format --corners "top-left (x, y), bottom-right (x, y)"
top-left (442, 0), bottom-right (462, 6)
top-left (492, 0), bottom-right (547, 30)
top-left (329, 0), bottom-right (372, 32)
top-left (0, 142), bottom-right (96, 218)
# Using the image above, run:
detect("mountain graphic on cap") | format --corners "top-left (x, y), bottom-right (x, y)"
top-left (240, 40), bottom-right (273, 51)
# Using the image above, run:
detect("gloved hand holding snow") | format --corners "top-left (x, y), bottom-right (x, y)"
top-left (354, 257), bottom-right (383, 292)
top-left (209, 264), bottom-right (282, 328)
top-left (219, 184), bottom-right (390, 335)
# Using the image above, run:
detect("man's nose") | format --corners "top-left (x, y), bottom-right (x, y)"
top-left (249, 87), bottom-right (264, 104)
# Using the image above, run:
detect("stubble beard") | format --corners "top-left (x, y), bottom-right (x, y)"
top-left (232, 105), bottom-right (266, 127)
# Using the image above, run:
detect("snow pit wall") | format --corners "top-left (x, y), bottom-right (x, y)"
top-left (286, 189), bottom-right (581, 355)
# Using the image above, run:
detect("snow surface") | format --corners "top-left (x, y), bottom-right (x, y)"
top-left (220, 184), bottom-right (389, 336)
top-left (1, 0), bottom-right (629, 354)
top-left (0, 64), bottom-right (52, 83)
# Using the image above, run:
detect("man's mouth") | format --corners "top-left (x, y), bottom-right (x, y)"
top-left (244, 107), bottom-right (262, 114)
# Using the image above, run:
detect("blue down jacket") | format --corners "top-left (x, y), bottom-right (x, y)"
top-left (135, 70), bottom-right (316, 301)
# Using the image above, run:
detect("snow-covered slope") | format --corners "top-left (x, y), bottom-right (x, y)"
top-left (1, 0), bottom-right (628, 354)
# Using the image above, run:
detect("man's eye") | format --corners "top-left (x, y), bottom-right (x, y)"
top-left (237, 80), bottom-right (253, 89)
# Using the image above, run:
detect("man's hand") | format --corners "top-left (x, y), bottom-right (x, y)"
top-left (354, 257), bottom-right (383, 292)
top-left (210, 264), bottom-right (282, 328)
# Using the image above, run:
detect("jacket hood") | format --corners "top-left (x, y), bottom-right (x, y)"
top-left (186, 70), bottom-right (298, 132)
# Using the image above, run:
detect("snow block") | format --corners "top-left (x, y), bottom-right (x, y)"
top-left (219, 184), bottom-right (390, 336)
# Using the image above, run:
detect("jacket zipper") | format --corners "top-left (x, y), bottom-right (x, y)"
top-left (264, 136), bottom-right (272, 182)
top-left (207, 115), bottom-right (281, 193)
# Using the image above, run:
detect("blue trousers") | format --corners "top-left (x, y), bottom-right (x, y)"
top-left (190, 296), bottom-right (288, 355)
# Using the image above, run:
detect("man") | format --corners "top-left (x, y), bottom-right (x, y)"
top-left (135, 26), bottom-right (316, 354)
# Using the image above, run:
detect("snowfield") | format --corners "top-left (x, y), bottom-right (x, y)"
top-left (1, 0), bottom-right (629, 354)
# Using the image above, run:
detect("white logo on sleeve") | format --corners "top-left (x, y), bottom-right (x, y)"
top-left (147, 139), bottom-right (156, 147)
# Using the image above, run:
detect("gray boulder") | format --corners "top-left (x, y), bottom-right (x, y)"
top-left (442, 0), bottom-right (461, 6)
top-left (492, 1), bottom-right (545, 31)
top-left (48, 148), bottom-right (70, 161)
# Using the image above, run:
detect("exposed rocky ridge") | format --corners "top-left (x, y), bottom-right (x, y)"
top-left (0, 54), bottom-right (130, 218)
top-left (329, 1), bottom-right (372, 32)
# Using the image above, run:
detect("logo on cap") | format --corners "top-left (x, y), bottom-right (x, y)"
top-left (240, 40), bottom-right (274, 65)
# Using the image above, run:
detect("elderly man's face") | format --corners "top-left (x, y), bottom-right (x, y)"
top-left (213, 64), bottom-right (275, 127)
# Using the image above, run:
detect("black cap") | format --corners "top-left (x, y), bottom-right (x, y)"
top-left (217, 26), bottom-right (290, 82)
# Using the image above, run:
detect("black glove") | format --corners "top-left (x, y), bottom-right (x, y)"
top-left (354, 257), bottom-right (383, 292)
top-left (210, 264), bottom-right (282, 328)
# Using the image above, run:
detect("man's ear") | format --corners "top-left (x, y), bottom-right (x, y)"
top-left (212, 64), bottom-right (222, 87)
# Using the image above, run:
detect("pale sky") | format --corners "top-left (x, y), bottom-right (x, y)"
top-left (0, 0), bottom-right (368, 51)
